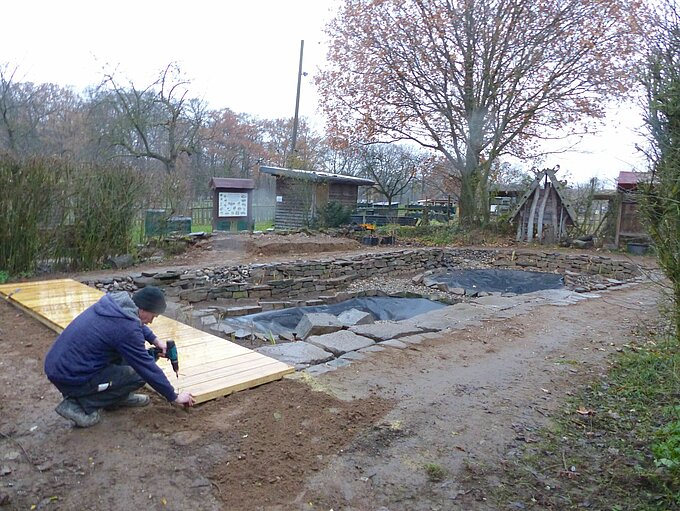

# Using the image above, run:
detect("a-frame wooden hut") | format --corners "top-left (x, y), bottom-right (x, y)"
top-left (509, 167), bottom-right (578, 243)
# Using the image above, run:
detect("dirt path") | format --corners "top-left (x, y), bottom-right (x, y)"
top-left (301, 283), bottom-right (660, 510)
top-left (0, 274), bottom-right (661, 510)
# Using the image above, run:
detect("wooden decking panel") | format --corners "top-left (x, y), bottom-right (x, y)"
top-left (0, 279), bottom-right (293, 404)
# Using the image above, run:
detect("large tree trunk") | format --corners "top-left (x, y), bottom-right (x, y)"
top-left (458, 171), bottom-right (478, 227)
top-left (458, 137), bottom-right (484, 228)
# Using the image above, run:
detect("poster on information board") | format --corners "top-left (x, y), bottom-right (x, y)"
top-left (218, 192), bottom-right (248, 217)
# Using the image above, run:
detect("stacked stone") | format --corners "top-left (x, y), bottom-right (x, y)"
top-left (84, 248), bottom-right (644, 305)
top-left (492, 250), bottom-right (640, 280)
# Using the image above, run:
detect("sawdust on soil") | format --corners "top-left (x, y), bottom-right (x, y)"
top-left (0, 236), bottom-right (663, 511)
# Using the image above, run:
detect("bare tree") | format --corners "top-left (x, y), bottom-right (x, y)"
top-left (0, 64), bottom-right (83, 157)
top-left (97, 63), bottom-right (205, 174)
top-left (319, 141), bottom-right (363, 176)
top-left (360, 144), bottom-right (426, 206)
top-left (318, 0), bottom-right (643, 226)
top-left (200, 110), bottom-right (264, 176)
top-left (260, 117), bottom-right (326, 170)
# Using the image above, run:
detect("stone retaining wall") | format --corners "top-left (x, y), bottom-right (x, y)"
top-left (491, 249), bottom-right (641, 277)
top-left (84, 248), bottom-right (642, 306)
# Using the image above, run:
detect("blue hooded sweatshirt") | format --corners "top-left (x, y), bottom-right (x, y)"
top-left (44, 292), bottom-right (177, 402)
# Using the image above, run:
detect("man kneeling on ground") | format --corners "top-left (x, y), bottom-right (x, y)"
top-left (44, 286), bottom-right (194, 427)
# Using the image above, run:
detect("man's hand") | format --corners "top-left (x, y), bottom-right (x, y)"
top-left (153, 339), bottom-right (168, 357)
top-left (174, 392), bottom-right (195, 407)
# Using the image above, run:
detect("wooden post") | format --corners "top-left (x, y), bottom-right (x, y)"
top-left (526, 189), bottom-right (541, 242)
top-left (551, 192), bottom-right (559, 240)
top-left (536, 184), bottom-right (551, 243)
top-left (614, 194), bottom-right (623, 247)
top-left (290, 40), bottom-right (305, 159)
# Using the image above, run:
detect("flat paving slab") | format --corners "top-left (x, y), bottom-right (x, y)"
top-left (358, 345), bottom-right (387, 353)
top-left (339, 351), bottom-right (367, 361)
top-left (471, 294), bottom-right (522, 309)
top-left (256, 341), bottom-right (334, 367)
top-left (307, 330), bottom-right (376, 356)
top-left (338, 308), bottom-right (375, 327)
top-left (295, 312), bottom-right (344, 339)
top-left (400, 302), bottom-right (493, 331)
top-left (350, 322), bottom-right (425, 341)
top-left (379, 339), bottom-right (410, 349)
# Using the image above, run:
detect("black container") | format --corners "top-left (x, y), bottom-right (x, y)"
top-left (361, 236), bottom-right (379, 246)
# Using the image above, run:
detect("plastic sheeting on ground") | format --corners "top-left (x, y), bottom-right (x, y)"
top-left (428, 269), bottom-right (563, 295)
top-left (221, 297), bottom-right (448, 336)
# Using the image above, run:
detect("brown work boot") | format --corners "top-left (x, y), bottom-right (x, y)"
top-left (55, 398), bottom-right (101, 428)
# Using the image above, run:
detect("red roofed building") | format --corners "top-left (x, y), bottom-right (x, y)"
top-left (614, 171), bottom-right (651, 247)
top-left (616, 171), bottom-right (642, 191)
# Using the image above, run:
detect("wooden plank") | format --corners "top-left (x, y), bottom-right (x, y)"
top-left (156, 356), bottom-right (292, 390)
top-left (184, 365), bottom-right (294, 404)
top-left (0, 278), bottom-right (294, 403)
top-left (0, 296), bottom-right (66, 333)
top-left (170, 343), bottom-right (255, 365)
top-left (178, 353), bottom-right (287, 384)
top-left (170, 348), bottom-right (263, 372)
top-left (180, 361), bottom-right (290, 391)
top-left (0, 280), bottom-right (104, 330)
top-left (187, 362), bottom-right (294, 392)
top-left (0, 280), bottom-right (102, 302)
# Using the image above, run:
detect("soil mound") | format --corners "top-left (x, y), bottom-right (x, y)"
top-left (211, 232), bottom-right (362, 257)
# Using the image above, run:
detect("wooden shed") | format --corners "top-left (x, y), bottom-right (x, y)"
top-left (259, 166), bottom-right (375, 229)
top-left (509, 167), bottom-right (578, 243)
top-left (614, 171), bottom-right (650, 247)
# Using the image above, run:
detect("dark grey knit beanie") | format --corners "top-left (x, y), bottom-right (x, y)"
top-left (132, 286), bottom-right (167, 314)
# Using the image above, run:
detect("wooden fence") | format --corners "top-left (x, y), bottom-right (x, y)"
top-left (191, 200), bottom-right (213, 226)
top-left (190, 199), bottom-right (276, 228)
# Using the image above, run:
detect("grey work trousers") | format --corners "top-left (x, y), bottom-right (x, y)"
top-left (51, 363), bottom-right (145, 414)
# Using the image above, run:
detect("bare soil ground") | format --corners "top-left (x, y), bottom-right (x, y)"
top-left (140, 232), bottom-right (368, 270)
top-left (0, 236), bottom-right (662, 511)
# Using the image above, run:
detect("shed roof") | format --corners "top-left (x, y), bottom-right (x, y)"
top-left (616, 171), bottom-right (651, 191)
top-left (210, 177), bottom-right (255, 190)
top-left (260, 165), bottom-right (375, 186)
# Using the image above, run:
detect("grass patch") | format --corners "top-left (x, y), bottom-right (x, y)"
top-left (255, 220), bottom-right (274, 231)
top-left (192, 223), bottom-right (212, 233)
top-left (424, 462), bottom-right (448, 482)
top-left (492, 335), bottom-right (680, 510)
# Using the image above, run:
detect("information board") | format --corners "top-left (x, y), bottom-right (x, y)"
top-left (218, 192), bottom-right (248, 217)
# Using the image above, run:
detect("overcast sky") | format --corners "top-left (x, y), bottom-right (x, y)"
top-left (3, 0), bottom-right (335, 119)
top-left (2, 0), bottom-right (648, 185)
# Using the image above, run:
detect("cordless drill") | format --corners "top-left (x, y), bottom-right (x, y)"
top-left (148, 340), bottom-right (180, 378)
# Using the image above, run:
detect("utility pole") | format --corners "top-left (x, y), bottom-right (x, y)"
top-left (290, 39), bottom-right (304, 165)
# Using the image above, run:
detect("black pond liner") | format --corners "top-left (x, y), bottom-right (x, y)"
top-left (429, 268), bottom-right (564, 295)
top-left (221, 296), bottom-right (448, 336)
